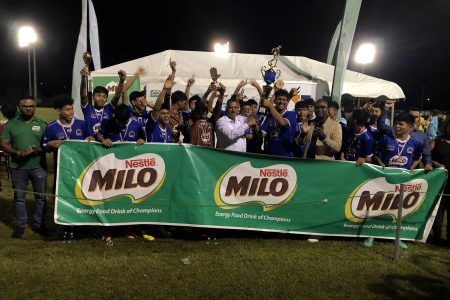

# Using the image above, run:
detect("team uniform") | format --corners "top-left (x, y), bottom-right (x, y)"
top-left (43, 119), bottom-right (89, 147)
top-left (146, 114), bottom-right (173, 143)
top-left (82, 102), bottom-right (115, 137)
top-left (378, 135), bottom-right (423, 169)
top-left (260, 110), bottom-right (298, 157)
top-left (344, 128), bottom-right (374, 161)
top-left (129, 106), bottom-right (149, 129)
top-left (98, 118), bottom-right (145, 142)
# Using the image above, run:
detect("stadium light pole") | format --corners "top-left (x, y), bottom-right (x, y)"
top-left (18, 26), bottom-right (38, 98)
top-left (354, 43), bottom-right (376, 74)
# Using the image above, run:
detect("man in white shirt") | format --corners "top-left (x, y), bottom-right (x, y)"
top-left (216, 98), bottom-right (257, 151)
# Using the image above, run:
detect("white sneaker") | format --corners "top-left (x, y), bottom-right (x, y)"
top-left (307, 235), bottom-right (322, 242)
top-left (308, 238), bottom-right (320, 243)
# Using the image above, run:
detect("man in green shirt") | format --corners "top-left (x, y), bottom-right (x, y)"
top-left (0, 97), bottom-right (47, 238)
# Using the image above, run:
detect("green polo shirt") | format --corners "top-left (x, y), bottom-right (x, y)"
top-left (0, 116), bottom-right (47, 169)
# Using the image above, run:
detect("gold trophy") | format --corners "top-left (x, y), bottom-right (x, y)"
top-left (210, 67), bottom-right (221, 90)
top-left (83, 51), bottom-right (92, 67)
top-left (82, 51), bottom-right (93, 92)
top-left (260, 45), bottom-right (283, 97)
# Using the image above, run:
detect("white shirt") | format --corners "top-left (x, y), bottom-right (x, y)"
top-left (215, 115), bottom-right (249, 152)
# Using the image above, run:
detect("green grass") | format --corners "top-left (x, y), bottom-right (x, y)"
top-left (0, 152), bottom-right (449, 299)
top-left (35, 107), bottom-right (58, 123)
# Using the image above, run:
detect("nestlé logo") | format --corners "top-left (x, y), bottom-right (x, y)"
top-left (345, 177), bottom-right (428, 222)
top-left (75, 153), bottom-right (166, 206)
top-left (214, 162), bottom-right (297, 211)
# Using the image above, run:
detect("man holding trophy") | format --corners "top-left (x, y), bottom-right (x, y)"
top-left (80, 52), bottom-right (126, 137)
top-left (259, 46), bottom-right (298, 157)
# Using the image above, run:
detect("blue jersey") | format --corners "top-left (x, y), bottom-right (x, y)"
top-left (146, 114), bottom-right (173, 143)
top-left (128, 106), bottom-right (149, 129)
top-left (82, 103), bottom-right (115, 136)
top-left (378, 135), bottom-right (423, 169)
top-left (43, 118), bottom-right (88, 147)
top-left (344, 128), bottom-right (374, 161)
top-left (98, 118), bottom-right (145, 142)
top-left (260, 110), bottom-right (298, 157)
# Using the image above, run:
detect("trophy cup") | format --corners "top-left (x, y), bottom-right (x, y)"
top-left (210, 67), bottom-right (221, 90)
top-left (260, 45), bottom-right (283, 98)
top-left (82, 51), bottom-right (93, 93)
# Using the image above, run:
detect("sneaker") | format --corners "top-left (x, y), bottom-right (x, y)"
top-left (398, 240), bottom-right (408, 249)
top-left (307, 236), bottom-right (322, 243)
top-left (11, 227), bottom-right (25, 238)
top-left (363, 237), bottom-right (374, 247)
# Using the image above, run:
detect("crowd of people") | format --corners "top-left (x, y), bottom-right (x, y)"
top-left (0, 59), bottom-right (448, 246)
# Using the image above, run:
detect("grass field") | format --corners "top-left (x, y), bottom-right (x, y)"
top-left (0, 107), bottom-right (57, 123)
top-left (0, 108), bottom-right (449, 299)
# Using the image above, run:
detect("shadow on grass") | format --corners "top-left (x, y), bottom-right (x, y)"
top-left (409, 252), bottom-right (450, 278)
top-left (369, 274), bottom-right (449, 300)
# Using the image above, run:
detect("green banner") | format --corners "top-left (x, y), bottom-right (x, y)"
top-left (91, 75), bottom-right (140, 102)
top-left (55, 141), bottom-right (447, 241)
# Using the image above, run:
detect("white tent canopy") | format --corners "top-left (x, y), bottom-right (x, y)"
top-left (91, 49), bottom-right (405, 100)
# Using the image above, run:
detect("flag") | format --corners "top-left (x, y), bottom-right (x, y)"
top-left (330, 0), bottom-right (362, 106)
top-left (327, 20), bottom-right (342, 65)
top-left (89, 0), bottom-right (101, 70)
top-left (71, 0), bottom-right (101, 119)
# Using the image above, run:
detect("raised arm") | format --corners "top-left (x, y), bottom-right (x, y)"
top-left (202, 82), bottom-right (215, 103)
top-left (122, 67), bottom-right (145, 106)
top-left (233, 79), bottom-right (248, 95)
top-left (80, 66), bottom-right (90, 107)
top-left (207, 90), bottom-right (219, 113)
top-left (261, 97), bottom-right (289, 127)
top-left (110, 70), bottom-right (126, 107)
top-left (212, 83), bottom-right (226, 122)
top-left (184, 77), bottom-right (195, 99)
top-left (166, 58), bottom-right (177, 95)
top-left (249, 79), bottom-right (264, 98)
top-left (151, 75), bottom-right (175, 119)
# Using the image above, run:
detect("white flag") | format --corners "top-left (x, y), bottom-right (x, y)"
top-left (89, 0), bottom-right (101, 70)
top-left (71, 0), bottom-right (102, 119)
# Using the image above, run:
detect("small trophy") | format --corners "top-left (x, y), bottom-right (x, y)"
top-left (260, 45), bottom-right (283, 97)
top-left (83, 51), bottom-right (92, 67)
top-left (210, 67), bottom-right (221, 90)
top-left (82, 51), bottom-right (93, 92)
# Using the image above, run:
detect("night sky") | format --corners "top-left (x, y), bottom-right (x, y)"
top-left (1, 0), bottom-right (449, 110)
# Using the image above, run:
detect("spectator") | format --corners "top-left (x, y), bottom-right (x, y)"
top-left (303, 99), bottom-right (342, 160)
top-left (303, 97), bottom-right (316, 121)
top-left (426, 110), bottom-right (439, 139)
top-left (0, 96), bottom-right (47, 238)
top-left (294, 101), bottom-right (311, 158)
top-left (216, 98), bottom-right (256, 152)
top-left (328, 100), bottom-right (340, 122)
top-left (429, 119), bottom-right (450, 245)
top-left (1, 104), bottom-right (18, 121)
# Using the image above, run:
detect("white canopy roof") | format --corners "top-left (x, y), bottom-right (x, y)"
top-left (92, 49), bottom-right (405, 99)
